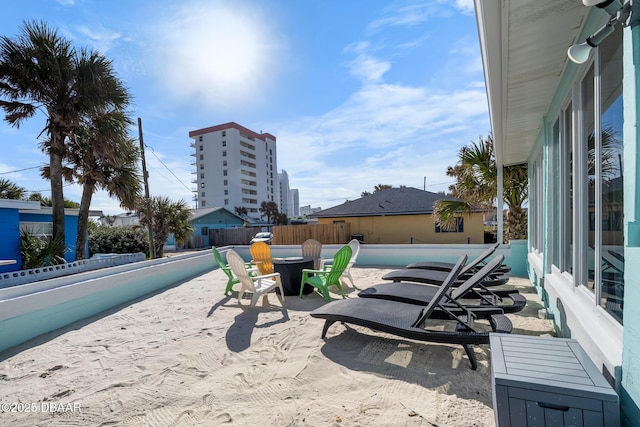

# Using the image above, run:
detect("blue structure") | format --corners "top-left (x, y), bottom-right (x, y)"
top-left (475, 1), bottom-right (640, 424)
top-left (191, 207), bottom-right (245, 246)
top-left (0, 199), bottom-right (82, 272)
top-left (165, 207), bottom-right (245, 248)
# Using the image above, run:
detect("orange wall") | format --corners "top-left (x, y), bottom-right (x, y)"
top-left (317, 213), bottom-right (485, 244)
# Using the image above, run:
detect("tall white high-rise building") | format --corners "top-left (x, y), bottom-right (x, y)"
top-left (189, 122), bottom-right (279, 218)
top-left (290, 189), bottom-right (299, 216)
top-left (278, 170), bottom-right (290, 217)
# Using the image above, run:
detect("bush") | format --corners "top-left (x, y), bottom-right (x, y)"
top-left (89, 226), bottom-right (149, 257)
top-left (19, 230), bottom-right (67, 269)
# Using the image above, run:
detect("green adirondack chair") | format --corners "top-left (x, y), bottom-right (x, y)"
top-left (300, 245), bottom-right (352, 302)
top-left (213, 247), bottom-right (239, 295)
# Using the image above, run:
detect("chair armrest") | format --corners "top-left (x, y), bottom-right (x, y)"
top-left (254, 272), bottom-right (281, 280)
top-left (302, 268), bottom-right (327, 274)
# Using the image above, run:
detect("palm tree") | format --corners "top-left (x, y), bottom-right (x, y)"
top-left (139, 196), bottom-right (193, 258)
top-left (28, 192), bottom-right (80, 208)
top-left (259, 200), bottom-right (280, 224)
top-left (361, 184), bottom-right (393, 197)
top-left (66, 110), bottom-right (142, 259)
top-left (0, 178), bottom-right (26, 199)
top-left (0, 20), bottom-right (130, 256)
top-left (433, 134), bottom-right (528, 241)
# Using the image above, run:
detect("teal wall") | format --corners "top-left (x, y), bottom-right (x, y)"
top-left (526, 9), bottom-right (640, 424)
top-left (620, 8), bottom-right (640, 425)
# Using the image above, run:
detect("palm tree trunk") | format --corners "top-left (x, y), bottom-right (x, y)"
top-left (75, 180), bottom-right (95, 260)
top-left (49, 143), bottom-right (66, 260)
top-left (506, 206), bottom-right (528, 241)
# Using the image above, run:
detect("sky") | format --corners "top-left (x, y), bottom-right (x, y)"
top-left (0, 0), bottom-right (490, 215)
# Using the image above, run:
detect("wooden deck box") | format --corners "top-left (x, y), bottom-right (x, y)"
top-left (490, 334), bottom-right (619, 427)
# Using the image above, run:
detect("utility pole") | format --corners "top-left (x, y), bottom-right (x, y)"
top-left (138, 117), bottom-right (156, 259)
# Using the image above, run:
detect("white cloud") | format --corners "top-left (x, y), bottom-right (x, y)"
top-left (348, 54), bottom-right (391, 83)
top-left (272, 80), bottom-right (489, 207)
top-left (454, 0), bottom-right (476, 15)
top-left (76, 25), bottom-right (122, 53)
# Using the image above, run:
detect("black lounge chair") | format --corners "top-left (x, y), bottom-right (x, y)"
top-left (359, 255), bottom-right (526, 317)
top-left (382, 267), bottom-right (509, 287)
top-left (310, 256), bottom-right (513, 370)
top-left (407, 243), bottom-right (511, 275)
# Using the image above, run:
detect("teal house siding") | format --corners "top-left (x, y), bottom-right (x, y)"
top-left (190, 207), bottom-right (245, 246)
top-left (474, 1), bottom-right (640, 424)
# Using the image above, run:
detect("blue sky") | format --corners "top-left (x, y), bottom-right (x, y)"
top-left (0, 0), bottom-right (489, 215)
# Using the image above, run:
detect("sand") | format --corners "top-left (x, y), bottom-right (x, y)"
top-left (0, 265), bottom-right (554, 426)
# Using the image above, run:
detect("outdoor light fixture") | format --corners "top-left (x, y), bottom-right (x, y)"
top-left (583, 0), bottom-right (626, 17)
top-left (567, 19), bottom-right (617, 63)
top-left (567, 0), bottom-right (632, 64)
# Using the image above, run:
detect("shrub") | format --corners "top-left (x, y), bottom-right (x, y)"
top-left (19, 229), bottom-right (67, 269)
top-left (89, 226), bottom-right (149, 257)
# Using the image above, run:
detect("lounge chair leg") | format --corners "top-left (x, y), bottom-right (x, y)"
top-left (463, 344), bottom-right (478, 370)
top-left (321, 320), bottom-right (335, 338)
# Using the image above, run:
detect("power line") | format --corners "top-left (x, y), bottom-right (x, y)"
top-left (144, 143), bottom-right (192, 193)
top-left (0, 165), bottom-right (45, 175)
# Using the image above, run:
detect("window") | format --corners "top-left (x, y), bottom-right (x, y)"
top-left (20, 222), bottom-right (53, 236)
top-left (201, 182), bottom-right (205, 188)
top-left (549, 24), bottom-right (624, 324)
top-left (199, 145), bottom-right (203, 151)
top-left (198, 136), bottom-right (203, 142)
top-left (201, 200), bottom-right (206, 207)
top-left (223, 170), bottom-right (227, 176)
top-left (201, 226), bottom-right (209, 236)
top-left (201, 192), bottom-right (205, 197)
top-left (199, 154), bottom-right (204, 160)
top-left (224, 190), bottom-right (228, 195)
top-left (200, 164), bottom-right (204, 170)
top-left (224, 198), bottom-right (229, 205)
top-left (223, 160), bottom-right (227, 167)
top-left (224, 179), bottom-right (228, 185)
top-left (435, 217), bottom-right (464, 233)
top-left (200, 173), bottom-right (204, 179)
top-left (222, 151), bottom-right (227, 157)
top-left (222, 131), bottom-right (226, 137)
top-left (222, 140), bottom-right (226, 147)
top-left (595, 27), bottom-right (624, 322)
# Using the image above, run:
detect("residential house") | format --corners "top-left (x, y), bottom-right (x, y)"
top-left (310, 187), bottom-right (485, 244)
top-left (165, 207), bottom-right (245, 249)
top-left (0, 198), bottom-right (83, 272)
top-left (474, 0), bottom-right (638, 422)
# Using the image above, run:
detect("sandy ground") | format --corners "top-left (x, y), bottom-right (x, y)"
top-left (0, 264), bottom-right (554, 426)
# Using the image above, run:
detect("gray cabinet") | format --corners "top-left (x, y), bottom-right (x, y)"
top-left (490, 334), bottom-right (619, 427)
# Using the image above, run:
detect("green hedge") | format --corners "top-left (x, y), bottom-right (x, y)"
top-left (89, 227), bottom-right (149, 257)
